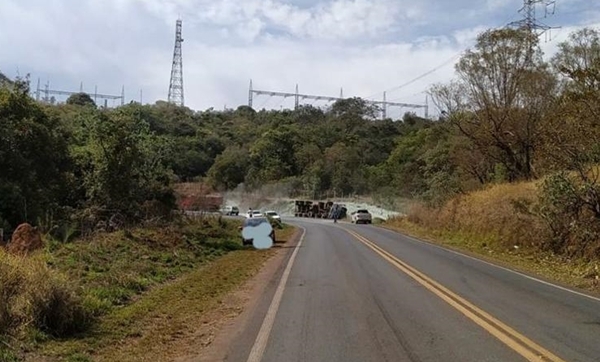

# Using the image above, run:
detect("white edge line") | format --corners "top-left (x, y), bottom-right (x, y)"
top-left (246, 226), bottom-right (306, 362)
top-left (373, 225), bottom-right (600, 304)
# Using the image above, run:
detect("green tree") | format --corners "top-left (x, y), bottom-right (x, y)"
top-left (246, 126), bottom-right (300, 185)
top-left (71, 108), bottom-right (174, 222)
top-left (66, 92), bottom-right (96, 107)
top-left (0, 71), bottom-right (12, 88)
top-left (0, 79), bottom-right (73, 230)
top-left (207, 147), bottom-right (250, 190)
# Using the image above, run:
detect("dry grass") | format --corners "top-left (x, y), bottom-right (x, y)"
top-left (0, 249), bottom-right (90, 350)
top-left (403, 181), bottom-right (545, 249)
top-left (385, 181), bottom-right (600, 294)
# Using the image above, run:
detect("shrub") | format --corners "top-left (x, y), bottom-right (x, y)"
top-left (537, 172), bottom-right (600, 259)
top-left (0, 249), bottom-right (92, 337)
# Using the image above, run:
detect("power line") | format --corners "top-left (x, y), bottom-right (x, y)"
top-left (256, 95), bottom-right (273, 110)
top-left (362, 12), bottom-right (522, 100)
top-left (392, 0), bottom-right (600, 101)
top-left (387, 90), bottom-right (427, 103)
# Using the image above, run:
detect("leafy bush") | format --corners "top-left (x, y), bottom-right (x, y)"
top-left (537, 172), bottom-right (600, 259)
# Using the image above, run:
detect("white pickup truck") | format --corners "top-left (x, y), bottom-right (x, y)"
top-left (351, 209), bottom-right (372, 224)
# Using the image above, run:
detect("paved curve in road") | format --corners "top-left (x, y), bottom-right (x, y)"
top-left (224, 219), bottom-right (600, 362)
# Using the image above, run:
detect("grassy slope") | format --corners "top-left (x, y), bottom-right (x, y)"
top-left (24, 221), bottom-right (297, 362)
top-left (384, 182), bottom-right (600, 294)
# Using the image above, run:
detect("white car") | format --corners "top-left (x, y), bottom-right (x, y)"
top-left (264, 210), bottom-right (281, 222)
top-left (220, 205), bottom-right (239, 216)
top-left (246, 210), bottom-right (263, 218)
top-left (351, 209), bottom-right (372, 224)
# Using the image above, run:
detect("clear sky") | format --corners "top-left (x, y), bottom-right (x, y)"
top-left (0, 0), bottom-right (598, 117)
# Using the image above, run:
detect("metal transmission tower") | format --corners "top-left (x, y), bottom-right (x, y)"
top-left (248, 82), bottom-right (428, 119)
top-left (35, 79), bottom-right (124, 107)
top-left (508, 0), bottom-right (559, 39)
top-left (168, 19), bottom-right (184, 106)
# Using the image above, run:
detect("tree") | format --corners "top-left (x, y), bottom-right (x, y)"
top-left (433, 28), bottom-right (557, 181)
top-left (207, 147), bottom-right (250, 190)
top-left (0, 79), bottom-right (73, 230)
top-left (552, 28), bottom-right (600, 94)
top-left (543, 27), bottom-right (600, 172)
top-left (329, 97), bottom-right (377, 120)
top-left (0, 71), bottom-right (12, 88)
top-left (293, 105), bottom-right (325, 124)
top-left (66, 92), bottom-right (96, 107)
top-left (71, 108), bottom-right (174, 222)
top-left (323, 142), bottom-right (365, 196)
top-left (246, 127), bottom-right (300, 185)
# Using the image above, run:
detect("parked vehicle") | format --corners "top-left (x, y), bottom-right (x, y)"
top-left (220, 205), bottom-right (239, 216)
top-left (264, 210), bottom-right (281, 221)
top-left (246, 209), bottom-right (263, 218)
top-left (265, 210), bottom-right (282, 226)
top-left (351, 209), bottom-right (372, 224)
top-left (241, 217), bottom-right (275, 246)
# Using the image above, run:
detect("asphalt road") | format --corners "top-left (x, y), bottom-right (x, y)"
top-left (225, 219), bottom-right (600, 362)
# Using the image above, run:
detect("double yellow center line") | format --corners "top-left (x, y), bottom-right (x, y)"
top-left (344, 228), bottom-right (566, 362)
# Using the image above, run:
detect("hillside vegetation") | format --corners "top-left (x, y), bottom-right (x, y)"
top-left (2, 24), bottom-right (600, 357)
top-left (386, 181), bottom-right (600, 291)
top-left (1, 27), bottom-right (600, 257)
top-left (384, 27), bottom-right (600, 288)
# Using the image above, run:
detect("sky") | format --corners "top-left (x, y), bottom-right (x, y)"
top-left (0, 0), bottom-right (598, 118)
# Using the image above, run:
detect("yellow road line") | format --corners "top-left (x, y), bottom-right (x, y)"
top-left (344, 228), bottom-right (566, 362)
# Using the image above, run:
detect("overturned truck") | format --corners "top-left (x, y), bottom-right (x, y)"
top-left (294, 200), bottom-right (347, 219)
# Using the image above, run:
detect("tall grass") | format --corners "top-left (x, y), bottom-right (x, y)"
top-left (0, 249), bottom-right (91, 338)
top-left (391, 182), bottom-right (546, 250)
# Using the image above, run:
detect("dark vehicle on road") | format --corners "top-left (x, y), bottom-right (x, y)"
top-left (241, 217), bottom-right (276, 246)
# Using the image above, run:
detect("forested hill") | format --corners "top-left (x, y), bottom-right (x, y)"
top-left (57, 96), bottom-right (441, 199)
top-left (0, 80), bottom-right (438, 234)
top-left (2, 26), bottom-right (600, 239)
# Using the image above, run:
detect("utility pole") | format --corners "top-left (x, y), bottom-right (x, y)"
top-left (168, 19), bottom-right (185, 107)
top-left (248, 79), bottom-right (253, 108)
top-left (382, 92), bottom-right (387, 120)
top-left (44, 81), bottom-right (49, 103)
top-left (508, 0), bottom-right (560, 68)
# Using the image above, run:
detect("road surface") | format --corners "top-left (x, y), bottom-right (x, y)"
top-left (225, 219), bottom-right (600, 362)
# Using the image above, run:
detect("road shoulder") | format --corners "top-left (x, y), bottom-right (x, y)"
top-left (376, 223), bottom-right (600, 298)
top-left (177, 226), bottom-right (302, 362)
